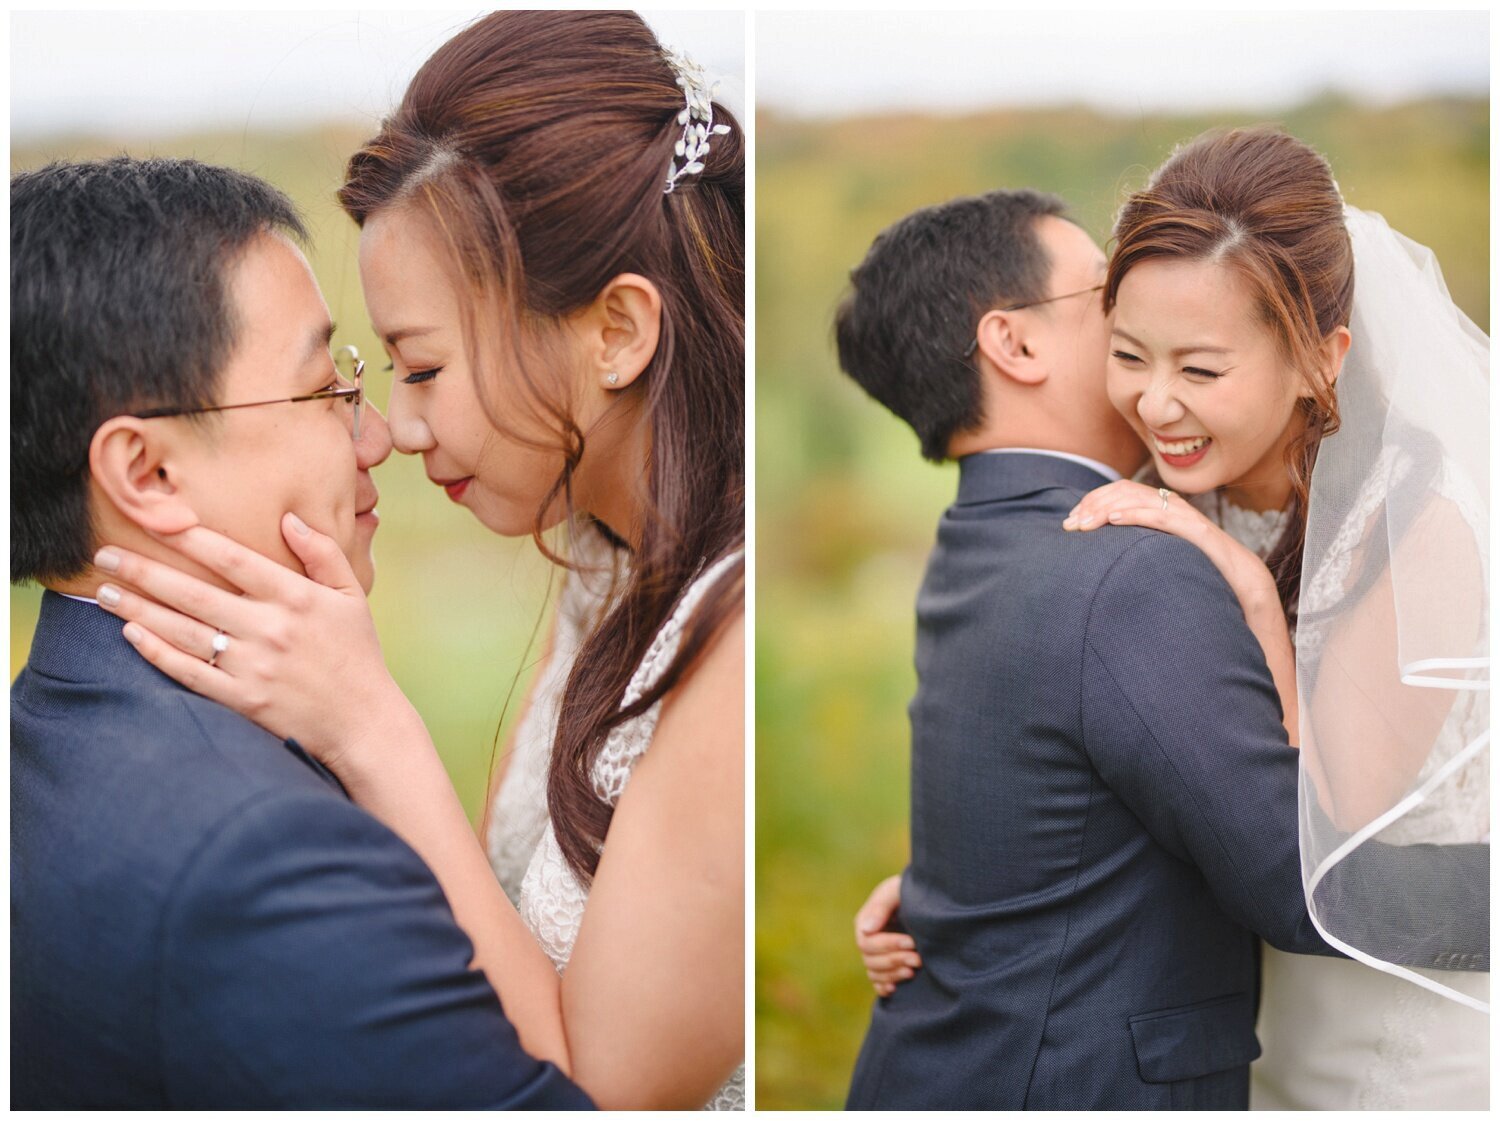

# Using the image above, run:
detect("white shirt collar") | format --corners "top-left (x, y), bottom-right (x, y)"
top-left (978, 447), bottom-right (1122, 483)
top-left (57, 592), bottom-right (101, 606)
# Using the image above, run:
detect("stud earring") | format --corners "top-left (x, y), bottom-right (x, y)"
top-left (605, 371), bottom-right (620, 387)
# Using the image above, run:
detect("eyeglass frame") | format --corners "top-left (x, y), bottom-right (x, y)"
top-left (128, 344), bottom-right (366, 440)
top-left (961, 283), bottom-right (1106, 359)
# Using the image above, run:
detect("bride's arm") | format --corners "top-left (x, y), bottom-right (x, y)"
top-left (97, 522), bottom-right (742, 1102)
top-left (331, 697), bottom-right (573, 1070)
top-left (323, 612), bottom-right (744, 1109)
top-left (1300, 497), bottom-right (1483, 831)
top-left (1065, 481), bottom-right (1300, 746)
top-left (91, 524), bottom-right (574, 1067)
top-left (559, 608), bottom-right (745, 1107)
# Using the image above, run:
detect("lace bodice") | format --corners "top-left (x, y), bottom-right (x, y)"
top-left (488, 545), bottom-right (746, 1111)
top-left (1185, 490), bottom-right (1289, 562)
top-left (486, 524), bottom-right (625, 903)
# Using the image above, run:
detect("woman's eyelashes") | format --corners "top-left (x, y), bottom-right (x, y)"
top-left (381, 360), bottom-right (443, 385)
top-left (1109, 350), bottom-right (1222, 379)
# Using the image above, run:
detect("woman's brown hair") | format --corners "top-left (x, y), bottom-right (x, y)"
top-left (339, 10), bottom-right (744, 883)
top-left (1104, 126), bottom-right (1353, 621)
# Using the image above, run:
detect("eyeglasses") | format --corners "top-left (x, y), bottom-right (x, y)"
top-left (130, 344), bottom-right (366, 439)
top-left (962, 283), bottom-right (1105, 359)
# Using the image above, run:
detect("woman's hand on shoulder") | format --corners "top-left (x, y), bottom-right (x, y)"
top-left (94, 514), bottom-right (413, 776)
top-left (855, 874), bottom-right (921, 997)
top-left (1063, 480), bottom-right (1279, 616)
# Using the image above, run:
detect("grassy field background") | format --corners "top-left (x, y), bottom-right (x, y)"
top-left (10, 127), bottom-right (559, 826)
top-left (754, 97), bottom-right (1489, 1109)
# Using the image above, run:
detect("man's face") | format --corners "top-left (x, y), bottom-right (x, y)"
top-left (171, 233), bottom-right (391, 592)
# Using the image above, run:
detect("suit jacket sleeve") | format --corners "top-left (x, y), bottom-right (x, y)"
top-left (156, 788), bottom-right (595, 1109)
top-left (1080, 531), bottom-right (1487, 966)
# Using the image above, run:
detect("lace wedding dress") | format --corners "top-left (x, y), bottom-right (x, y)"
top-left (1184, 489), bottom-right (1489, 1110)
top-left (486, 525), bottom-right (747, 1110)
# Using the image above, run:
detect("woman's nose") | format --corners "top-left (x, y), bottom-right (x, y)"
top-left (386, 380), bottom-right (435, 455)
top-left (1136, 372), bottom-right (1187, 429)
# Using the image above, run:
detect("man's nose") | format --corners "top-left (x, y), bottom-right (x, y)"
top-left (355, 399), bottom-right (394, 471)
top-left (386, 380), bottom-right (435, 455)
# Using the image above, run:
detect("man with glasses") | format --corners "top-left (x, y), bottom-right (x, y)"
top-left (11, 157), bottom-right (591, 1108)
top-left (832, 190), bottom-right (1487, 1109)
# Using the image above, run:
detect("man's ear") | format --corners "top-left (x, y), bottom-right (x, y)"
top-left (88, 417), bottom-right (200, 535)
top-left (574, 272), bottom-right (662, 391)
top-left (975, 308), bottom-right (1047, 386)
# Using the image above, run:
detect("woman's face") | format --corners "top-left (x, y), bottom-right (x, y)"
top-left (1106, 256), bottom-right (1305, 511)
top-left (358, 205), bottom-right (576, 537)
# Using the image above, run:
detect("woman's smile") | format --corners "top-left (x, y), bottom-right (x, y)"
top-left (1150, 431), bottom-right (1213, 467)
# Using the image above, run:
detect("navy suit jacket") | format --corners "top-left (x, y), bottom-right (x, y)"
top-left (12, 591), bottom-right (592, 1109)
top-left (846, 452), bottom-right (1487, 1111)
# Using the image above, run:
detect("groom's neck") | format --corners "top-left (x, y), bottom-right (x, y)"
top-left (949, 422), bottom-right (1146, 478)
top-left (45, 506), bottom-right (241, 602)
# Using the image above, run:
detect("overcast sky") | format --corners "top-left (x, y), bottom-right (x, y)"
top-left (12, 10), bottom-right (745, 142)
top-left (758, 10), bottom-right (1487, 118)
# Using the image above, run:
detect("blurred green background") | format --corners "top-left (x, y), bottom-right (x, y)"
top-left (754, 97), bottom-right (1488, 1109)
top-left (10, 128), bottom-right (558, 826)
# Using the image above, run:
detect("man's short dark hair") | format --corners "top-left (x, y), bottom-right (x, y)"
top-left (11, 157), bottom-right (307, 584)
top-left (834, 188), bottom-right (1068, 462)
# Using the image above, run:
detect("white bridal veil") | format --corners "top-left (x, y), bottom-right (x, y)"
top-left (1296, 207), bottom-right (1489, 1013)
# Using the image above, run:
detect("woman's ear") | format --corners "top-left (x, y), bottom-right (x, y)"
top-left (975, 307), bottom-right (1046, 386)
top-left (578, 272), bottom-right (663, 390)
top-left (1318, 324), bottom-right (1353, 390)
top-left (88, 417), bottom-right (200, 535)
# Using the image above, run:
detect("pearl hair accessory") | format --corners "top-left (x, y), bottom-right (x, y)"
top-left (662, 46), bottom-right (731, 195)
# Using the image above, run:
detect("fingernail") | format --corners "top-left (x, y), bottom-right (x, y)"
top-left (1061, 518), bottom-right (1076, 530)
top-left (1077, 516), bottom-right (1094, 529)
top-left (122, 623), bottom-right (143, 645)
top-left (95, 548), bottom-right (121, 572)
top-left (287, 513), bottom-right (310, 537)
top-left (1109, 512), bottom-right (1122, 522)
top-left (97, 585), bottom-right (121, 607)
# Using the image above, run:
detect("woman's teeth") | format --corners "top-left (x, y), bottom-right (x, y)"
top-left (1154, 435), bottom-right (1211, 456)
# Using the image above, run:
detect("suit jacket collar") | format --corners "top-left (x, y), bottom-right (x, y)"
top-left (26, 589), bottom-right (165, 687)
top-left (25, 590), bottom-right (345, 793)
top-left (955, 449), bottom-right (1116, 506)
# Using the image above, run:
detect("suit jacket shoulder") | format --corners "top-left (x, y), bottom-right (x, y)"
top-left (11, 594), bottom-right (591, 1109)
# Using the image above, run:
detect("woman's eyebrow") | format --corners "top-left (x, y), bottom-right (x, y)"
top-left (384, 326), bottom-right (437, 346)
top-left (1111, 326), bottom-right (1231, 357)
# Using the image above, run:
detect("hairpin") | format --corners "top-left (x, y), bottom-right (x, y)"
top-left (663, 47), bottom-right (731, 195)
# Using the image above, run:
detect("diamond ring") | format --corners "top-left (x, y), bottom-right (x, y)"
top-left (208, 630), bottom-right (229, 668)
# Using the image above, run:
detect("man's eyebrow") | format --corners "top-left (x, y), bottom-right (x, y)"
top-left (1111, 327), bottom-right (1231, 356)
top-left (384, 326), bottom-right (437, 346)
top-left (302, 321), bottom-right (337, 368)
